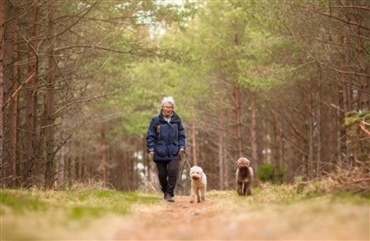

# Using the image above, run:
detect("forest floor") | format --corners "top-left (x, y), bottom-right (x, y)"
top-left (1, 187), bottom-right (369, 241)
top-left (111, 193), bottom-right (369, 241)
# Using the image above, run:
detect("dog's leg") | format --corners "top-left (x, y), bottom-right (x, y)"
top-left (196, 187), bottom-right (201, 203)
top-left (237, 181), bottom-right (244, 195)
top-left (246, 182), bottom-right (252, 195)
top-left (200, 187), bottom-right (206, 202)
top-left (242, 182), bottom-right (247, 195)
top-left (190, 185), bottom-right (196, 203)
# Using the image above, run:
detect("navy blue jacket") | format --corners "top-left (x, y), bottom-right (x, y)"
top-left (146, 111), bottom-right (186, 162)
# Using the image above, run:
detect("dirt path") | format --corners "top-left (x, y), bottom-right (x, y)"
top-left (112, 195), bottom-right (369, 240)
top-left (114, 196), bottom-right (222, 240)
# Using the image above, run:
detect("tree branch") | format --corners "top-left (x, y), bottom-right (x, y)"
top-left (2, 72), bottom-right (35, 111)
top-left (359, 121), bottom-right (370, 137)
top-left (288, 2), bottom-right (370, 32)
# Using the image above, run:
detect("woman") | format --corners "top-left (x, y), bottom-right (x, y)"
top-left (146, 96), bottom-right (186, 202)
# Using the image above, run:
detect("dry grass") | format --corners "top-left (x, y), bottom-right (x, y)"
top-left (328, 163), bottom-right (370, 194)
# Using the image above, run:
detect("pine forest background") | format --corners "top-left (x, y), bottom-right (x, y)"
top-left (0, 0), bottom-right (369, 192)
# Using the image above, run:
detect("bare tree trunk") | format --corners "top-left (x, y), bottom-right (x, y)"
top-left (308, 84), bottom-right (314, 180)
top-left (23, 5), bottom-right (39, 187)
top-left (337, 84), bottom-right (344, 166)
top-left (191, 106), bottom-right (197, 166)
top-left (232, 82), bottom-right (243, 158)
top-left (277, 120), bottom-right (285, 182)
top-left (123, 151), bottom-right (130, 189)
top-left (316, 68), bottom-right (322, 177)
top-left (9, 1), bottom-right (20, 187)
top-left (9, 67), bottom-right (18, 187)
top-left (132, 148), bottom-right (137, 190)
top-left (44, 0), bottom-right (56, 189)
top-left (271, 112), bottom-right (280, 182)
top-left (287, 127), bottom-right (297, 182)
top-left (2, 0), bottom-right (16, 185)
top-left (58, 117), bottom-right (66, 189)
top-left (218, 110), bottom-right (225, 190)
top-left (10, 14), bottom-right (20, 185)
top-left (67, 157), bottom-right (72, 189)
top-left (250, 94), bottom-right (258, 173)
top-left (80, 154), bottom-right (85, 181)
top-left (75, 157), bottom-right (80, 182)
top-left (0, 0), bottom-right (4, 184)
top-left (270, 119), bottom-right (276, 177)
top-left (100, 126), bottom-right (106, 187)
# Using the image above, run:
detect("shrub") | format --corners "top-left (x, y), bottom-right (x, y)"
top-left (257, 163), bottom-right (285, 183)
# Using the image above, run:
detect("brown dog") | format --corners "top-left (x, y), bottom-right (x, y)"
top-left (236, 157), bottom-right (254, 196)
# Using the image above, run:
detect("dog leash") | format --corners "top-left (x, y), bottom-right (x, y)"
top-left (181, 151), bottom-right (192, 169)
top-left (176, 151), bottom-right (192, 191)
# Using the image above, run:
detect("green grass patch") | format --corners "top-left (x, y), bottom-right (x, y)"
top-left (0, 190), bottom-right (46, 214)
top-left (1, 188), bottom-right (160, 219)
top-left (1, 188), bottom-right (162, 240)
top-left (69, 206), bottom-right (106, 219)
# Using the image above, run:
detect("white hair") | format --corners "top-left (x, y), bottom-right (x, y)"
top-left (161, 96), bottom-right (175, 107)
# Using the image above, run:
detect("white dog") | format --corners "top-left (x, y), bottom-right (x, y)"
top-left (189, 166), bottom-right (207, 203)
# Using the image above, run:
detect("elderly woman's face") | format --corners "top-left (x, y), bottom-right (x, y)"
top-left (162, 102), bottom-right (174, 116)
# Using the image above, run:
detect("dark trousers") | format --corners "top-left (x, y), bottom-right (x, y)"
top-left (156, 160), bottom-right (179, 197)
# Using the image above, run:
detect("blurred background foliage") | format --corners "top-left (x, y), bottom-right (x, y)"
top-left (0, 0), bottom-right (369, 193)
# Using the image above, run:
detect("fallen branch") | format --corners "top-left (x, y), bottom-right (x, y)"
top-left (347, 177), bottom-right (370, 184)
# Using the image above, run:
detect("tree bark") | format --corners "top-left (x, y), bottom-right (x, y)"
top-left (232, 82), bottom-right (243, 159)
top-left (2, 0), bottom-right (20, 187)
top-left (100, 126), bottom-right (106, 187)
top-left (308, 82), bottom-right (314, 180)
top-left (338, 35), bottom-right (349, 166)
top-left (0, 0), bottom-right (4, 183)
top-left (23, 4), bottom-right (40, 188)
top-left (191, 106), bottom-right (197, 166)
top-left (58, 116), bottom-right (67, 189)
top-left (44, 0), bottom-right (56, 188)
top-left (316, 68), bottom-right (322, 178)
top-left (218, 110), bottom-right (225, 190)
top-left (250, 93), bottom-right (258, 173)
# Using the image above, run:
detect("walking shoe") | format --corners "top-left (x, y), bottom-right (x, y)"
top-left (165, 194), bottom-right (175, 202)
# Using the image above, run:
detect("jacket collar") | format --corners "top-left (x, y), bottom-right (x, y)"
top-left (159, 110), bottom-right (180, 122)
